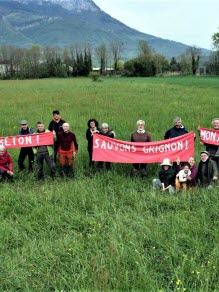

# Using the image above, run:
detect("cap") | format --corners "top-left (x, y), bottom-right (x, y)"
top-left (200, 151), bottom-right (209, 156)
top-left (20, 120), bottom-right (28, 125)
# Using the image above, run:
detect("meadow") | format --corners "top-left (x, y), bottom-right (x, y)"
top-left (0, 76), bottom-right (219, 291)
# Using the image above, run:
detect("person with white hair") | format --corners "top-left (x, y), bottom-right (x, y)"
top-left (197, 151), bottom-right (218, 188)
top-left (199, 118), bottom-right (219, 172)
top-left (97, 123), bottom-right (115, 172)
top-left (57, 122), bottom-right (78, 177)
top-left (130, 120), bottom-right (152, 177)
top-left (0, 145), bottom-right (13, 181)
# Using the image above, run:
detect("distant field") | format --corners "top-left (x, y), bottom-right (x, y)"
top-left (0, 76), bottom-right (219, 291)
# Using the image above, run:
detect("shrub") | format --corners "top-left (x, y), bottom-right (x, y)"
top-left (89, 72), bottom-right (101, 81)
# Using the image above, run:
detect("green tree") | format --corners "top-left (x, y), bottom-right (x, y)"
top-left (96, 43), bottom-right (107, 74)
top-left (207, 28), bottom-right (219, 75)
top-left (186, 46), bottom-right (201, 75)
top-left (138, 40), bottom-right (152, 57)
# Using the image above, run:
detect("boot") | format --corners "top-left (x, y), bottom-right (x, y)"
top-left (67, 165), bottom-right (74, 178)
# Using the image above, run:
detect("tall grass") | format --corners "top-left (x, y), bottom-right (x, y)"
top-left (0, 76), bottom-right (218, 291)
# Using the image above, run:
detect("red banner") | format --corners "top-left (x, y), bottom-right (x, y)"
top-left (0, 132), bottom-right (54, 149)
top-left (199, 127), bottom-right (219, 146)
top-left (93, 133), bottom-right (194, 163)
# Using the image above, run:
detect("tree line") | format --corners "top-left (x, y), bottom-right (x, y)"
top-left (0, 29), bottom-right (219, 79)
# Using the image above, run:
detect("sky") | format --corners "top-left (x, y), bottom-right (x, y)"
top-left (93, 0), bottom-right (219, 50)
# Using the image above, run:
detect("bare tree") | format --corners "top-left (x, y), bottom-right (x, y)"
top-left (109, 40), bottom-right (124, 73)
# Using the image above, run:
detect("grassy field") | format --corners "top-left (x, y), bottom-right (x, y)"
top-left (0, 76), bottom-right (219, 291)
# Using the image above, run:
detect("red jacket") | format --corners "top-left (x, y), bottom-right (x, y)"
top-left (0, 151), bottom-right (13, 172)
top-left (57, 131), bottom-right (78, 153)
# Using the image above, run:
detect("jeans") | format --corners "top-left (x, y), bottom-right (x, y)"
top-left (36, 152), bottom-right (56, 179)
top-left (152, 178), bottom-right (175, 194)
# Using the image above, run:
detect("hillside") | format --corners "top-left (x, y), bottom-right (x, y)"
top-left (0, 0), bottom-right (210, 58)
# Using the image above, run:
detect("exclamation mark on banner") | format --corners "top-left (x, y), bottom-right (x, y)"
top-left (36, 135), bottom-right (39, 144)
top-left (185, 140), bottom-right (188, 149)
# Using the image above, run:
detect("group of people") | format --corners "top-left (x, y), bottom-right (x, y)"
top-left (0, 110), bottom-right (78, 181)
top-left (153, 152), bottom-right (218, 193)
top-left (0, 114), bottom-right (218, 191)
top-left (152, 117), bottom-right (219, 192)
top-left (86, 116), bottom-right (218, 191)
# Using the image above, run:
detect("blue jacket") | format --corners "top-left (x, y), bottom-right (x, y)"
top-left (164, 126), bottom-right (188, 139)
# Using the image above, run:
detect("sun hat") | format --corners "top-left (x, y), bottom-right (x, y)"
top-left (161, 158), bottom-right (172, 166)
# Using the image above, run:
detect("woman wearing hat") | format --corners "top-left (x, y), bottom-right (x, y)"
top-left (152, 158), bottom-right (176, 193)
top-left (0, 146), bottom-right (13, 181)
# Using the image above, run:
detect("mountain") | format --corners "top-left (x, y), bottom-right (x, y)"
top-left (0, 0), bottom-right (210, 59)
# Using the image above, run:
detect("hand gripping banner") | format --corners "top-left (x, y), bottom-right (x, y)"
top-left (0, 132), bottom-right (54, 149)
top-left (199, 127), bottom-right (219, 146)
top-left (93, 132), bottom-right (195, 163)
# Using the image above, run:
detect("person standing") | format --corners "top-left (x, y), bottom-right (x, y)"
top-left (48, 110), bottom-right (65, 163)
top-left (164, 117), bottom-right (191, 169)
top-left (164, 117), bottom-right (189, 140)
top-left (130, 120), bottom-right (152, 177)
top-left (18, 120), bottom-right (35, 172)
top-left (57, 123), bottom-right (78, 177)
top-left (197, 151), bottom-right (218, 189)
top-left (34, 122), bottom-right (56, 180)
top-left (199, 118), bottom-right (219, 172)
top-left (86, 118), bottom-right (100, 167)
top-left (97, 123), bottom-right (115, 172)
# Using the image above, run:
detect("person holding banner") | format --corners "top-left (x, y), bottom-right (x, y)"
top-left (199, 118), bottom-right (219, 172)
top-left (97, 123), bottom-right (115, 172)
top-left (197, 151), bottom-right (218, 188)
top-left (164, 117), bottom-right (189, 140)
top-left (152, 158), bottom-right (176, 193)
top-left (130, 120), bottom-right (152, 177)
top-left (0, 145), bottom-right (13, 182)
top-left (164, 117), bottom-right (191, 169)
top-left (18, 120), bottom-right (35, 172)
top-left (86, 118), bottom-right (100, 167)
top-left (34, 122), bottom-right (56, 180)
top-left (57, 123), bottom-right (78, 177)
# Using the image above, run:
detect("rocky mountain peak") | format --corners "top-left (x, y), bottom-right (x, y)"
top-left (6, 0), bottom-right (100, 12)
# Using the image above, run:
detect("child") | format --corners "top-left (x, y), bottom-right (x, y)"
top-left (175, 163), bottom-right (191, 192)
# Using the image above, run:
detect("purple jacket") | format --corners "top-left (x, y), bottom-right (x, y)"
top-left (176, 164), bottom-right (198, 187)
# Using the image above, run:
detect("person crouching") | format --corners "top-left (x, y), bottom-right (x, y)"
top-left (175, 162), bottom-right (191, 192)
top-left (0, 145), bottom-right (13, 182)
top-left (152, 158), bottom-right (176, 194)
